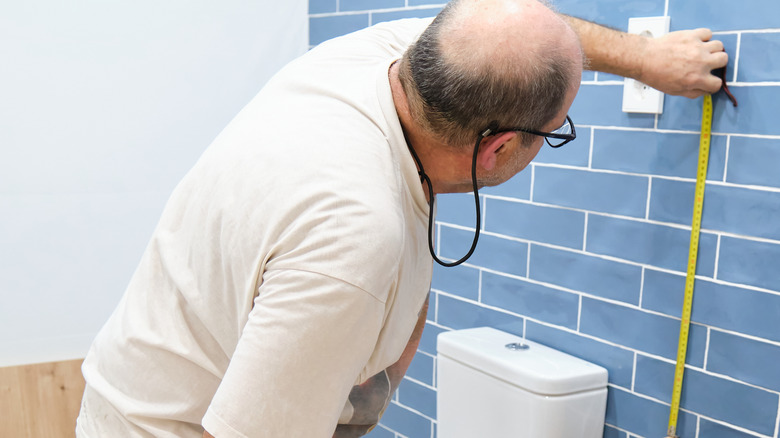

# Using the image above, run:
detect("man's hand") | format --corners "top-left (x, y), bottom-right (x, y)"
top-left (638, 28), bottom-right (729, 98)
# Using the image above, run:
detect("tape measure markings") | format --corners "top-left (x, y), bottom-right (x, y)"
top-left (666, 94), bottom-right (713, 438)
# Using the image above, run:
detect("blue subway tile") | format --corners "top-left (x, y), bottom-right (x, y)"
top-left (647, 178), bottom-right (695, 225)
top-left (660, 87), bottom-right (780, 136)
top-left (643, 269), bottom-right (780, 343)
top-left (605, 386), bottom-right (697, 438)
top-left (485, 199), bottom-right (585, 249)
top-left (582, 71), bottom-right (596, 82)
top-left (407, 352), bottom-right (434, 386)
top-left (529, 245), bottom-right (641, 304)
top-left (597, 72), bottom-right (624, 82)
top-left (526, 321), bottom-right (635, 389)
top-left (603, 425), bottom-right (627, 438)
top-left (407, 0), bottom-right (446, 5)
top-left (634, 355), bottom-right (779, 436)
top-left (580, 298), bottom-right (706, 364)
top-left (555, 0), bottom-right (665, 31)
top-left (340, 0), bottom-right (404, 12)
top-left (380, 401), bottom-right (432, 438)
top-left (719, 236), bottom-right (780, 292)
top-left (436, 295), bottom-right (524, 337)
top-left (708, 330), bottom-right (780, 392)
top-left (650, 179), bottom-right (780, 240)
top-left (431, 263), bottom-right (479, 300)
top-left (570, 84), bottom-right (655, 129)
top-left (670, 0), bottom-right (780, 31)
top-left (703, 185), bottom-right (780, 240)
top-left (739, 33), bottom-right (780, 82)
top-left (533, 127), bottom-right (591, 167)
top-left (481, 272), bottom-right (580, 329)
top-left (364, 424), bottom-right (395, 438)
top-left (699, 419), bottom-right (762, 438)
top-left (439, 226), bottom-right (528, 277)
top-left (398, 378), bottom-right (436, 419)
top-left (420, 322), bottom-right (446, 355)
top-left (371, 7), bottom-right (441, 24)
top-left (436, 192), bottom-right (477, 228)
top-left (586, 215), bottom-right (717, 276)
top-left (533, 167), bottom-right (648, 217)
top-left (727, 136), bottom-right (780, 189)
top-left (309, 14), bottom-right (370, 45)
top-left (482, 167), bottom-right (532, 199)
top-left (592, 130), bottom-right (727, 180)
top-left (309, 0), bottom-right (338, 14)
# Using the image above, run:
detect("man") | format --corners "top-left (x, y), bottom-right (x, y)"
top-left (76, 0), bottom-right (727, 436)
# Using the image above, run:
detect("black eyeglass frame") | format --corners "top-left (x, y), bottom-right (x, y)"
top-left (486, 115), bottom-right (576, 148)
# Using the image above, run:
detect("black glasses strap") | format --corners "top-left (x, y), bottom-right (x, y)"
top-left (404, 132), bottom-right (483, 267)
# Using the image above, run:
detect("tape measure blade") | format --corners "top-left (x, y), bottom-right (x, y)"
top-left (667, 94), bottom-right (713, 435)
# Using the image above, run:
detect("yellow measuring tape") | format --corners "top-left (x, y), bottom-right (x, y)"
top-left (666, 94), bottom-right (713, 438)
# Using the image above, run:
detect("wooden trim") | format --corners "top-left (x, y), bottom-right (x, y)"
top-left (0, 359), bottom-right (85, 437)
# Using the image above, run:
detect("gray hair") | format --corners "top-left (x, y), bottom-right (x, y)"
top-left (399, 1), bottom-right (577, 147)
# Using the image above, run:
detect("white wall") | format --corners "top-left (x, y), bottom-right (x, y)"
top-left (0, 0), bottom-right (308, 367)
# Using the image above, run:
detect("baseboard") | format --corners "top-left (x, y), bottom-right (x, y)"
top-left (0, 359), bottom-right (85, 438)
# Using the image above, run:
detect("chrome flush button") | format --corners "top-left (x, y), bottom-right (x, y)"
top-left (505, 342), bottom-right (530, 351)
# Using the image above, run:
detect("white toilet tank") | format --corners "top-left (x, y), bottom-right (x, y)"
top-left (437, 327), bottom-right (608, 438)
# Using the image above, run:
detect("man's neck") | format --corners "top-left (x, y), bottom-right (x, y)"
top-left (388, 61), bottom-right (473, 196)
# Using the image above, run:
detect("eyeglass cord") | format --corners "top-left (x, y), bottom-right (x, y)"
top-left (403, 130), bottom-right (488, 267)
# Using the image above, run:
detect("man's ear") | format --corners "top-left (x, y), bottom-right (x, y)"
top-left (477, 131), bottom-right (517, 171)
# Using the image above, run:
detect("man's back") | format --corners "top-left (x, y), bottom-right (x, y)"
top-left (77, 18), bottom-right (434, 437)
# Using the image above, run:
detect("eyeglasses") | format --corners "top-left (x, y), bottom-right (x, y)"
top-left (485, 115), bottom-right (576, 148)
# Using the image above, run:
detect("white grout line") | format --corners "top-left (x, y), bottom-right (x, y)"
top-left (588, 127), bottom-right (595, 169)
top-left (311, 4), bottom-right (447, 17)
top-left (645, 177), bottom-right (653, 220)
top-left (436, 221), bottom-right (780, 298)
top-left (713, 234), bottom-right (722, 281)
top-left (724, 135), bottom-right (732, 183)
top-left (477, 269), bottom-right (483, 303)
top-left (696, 415), bottom-right (702, 438)
top-left (582, 212), bottom-right (589, 251)
top-left (526, 243), bottom-right (532, 278)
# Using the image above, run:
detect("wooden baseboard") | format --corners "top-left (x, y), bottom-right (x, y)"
top-left (0, 359), bottom-right (85, 438)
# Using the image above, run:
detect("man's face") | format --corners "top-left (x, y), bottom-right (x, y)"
top-left (477, 80), bottom-right (580, 188)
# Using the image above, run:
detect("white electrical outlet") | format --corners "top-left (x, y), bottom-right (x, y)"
top-left (621, 16), bottom-right (670, 114)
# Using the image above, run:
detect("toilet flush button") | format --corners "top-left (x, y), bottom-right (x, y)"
top-left (505, 342), bottom-right (530, 351)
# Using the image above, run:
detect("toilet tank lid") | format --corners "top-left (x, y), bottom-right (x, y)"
top-left (437, 327), bottom-right (608, 396)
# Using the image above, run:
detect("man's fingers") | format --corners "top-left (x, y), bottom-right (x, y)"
top-left (693, 27), bottom-right (714, 42)
top-left (709, 50), bottom-right (729, 69)
top-left (704, 39), bottom-right (725, 53)
top-left (701, 74), bottom-right (723, 94)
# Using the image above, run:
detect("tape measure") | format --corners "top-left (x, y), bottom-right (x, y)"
top-left (666, 94), bottom-right (713, 438)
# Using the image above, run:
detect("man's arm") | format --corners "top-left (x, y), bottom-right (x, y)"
top-left (562, 15), bottom-right (729, 98)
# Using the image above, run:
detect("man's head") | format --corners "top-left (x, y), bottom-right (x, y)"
top-left (398, 0), bottom-right (584, 151)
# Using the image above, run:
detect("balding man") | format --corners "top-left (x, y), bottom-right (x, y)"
top-left (76, 1), bottom-right (728, 437)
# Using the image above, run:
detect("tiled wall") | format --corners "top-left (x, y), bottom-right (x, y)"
top-left (309, 1), bottom-right (780, 437)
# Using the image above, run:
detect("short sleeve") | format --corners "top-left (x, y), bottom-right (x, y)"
top-left (202, 268), bottom-right (385, 437)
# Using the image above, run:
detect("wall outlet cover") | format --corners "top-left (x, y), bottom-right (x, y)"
top-left (622, 16), bottom-right (671, 114)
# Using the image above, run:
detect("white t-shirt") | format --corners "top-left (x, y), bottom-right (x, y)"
top-left (77, 17), bottom-right (434, 438)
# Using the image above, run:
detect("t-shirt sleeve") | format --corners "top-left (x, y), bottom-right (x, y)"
top-left (202, 268), bottom-right (386, 437)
